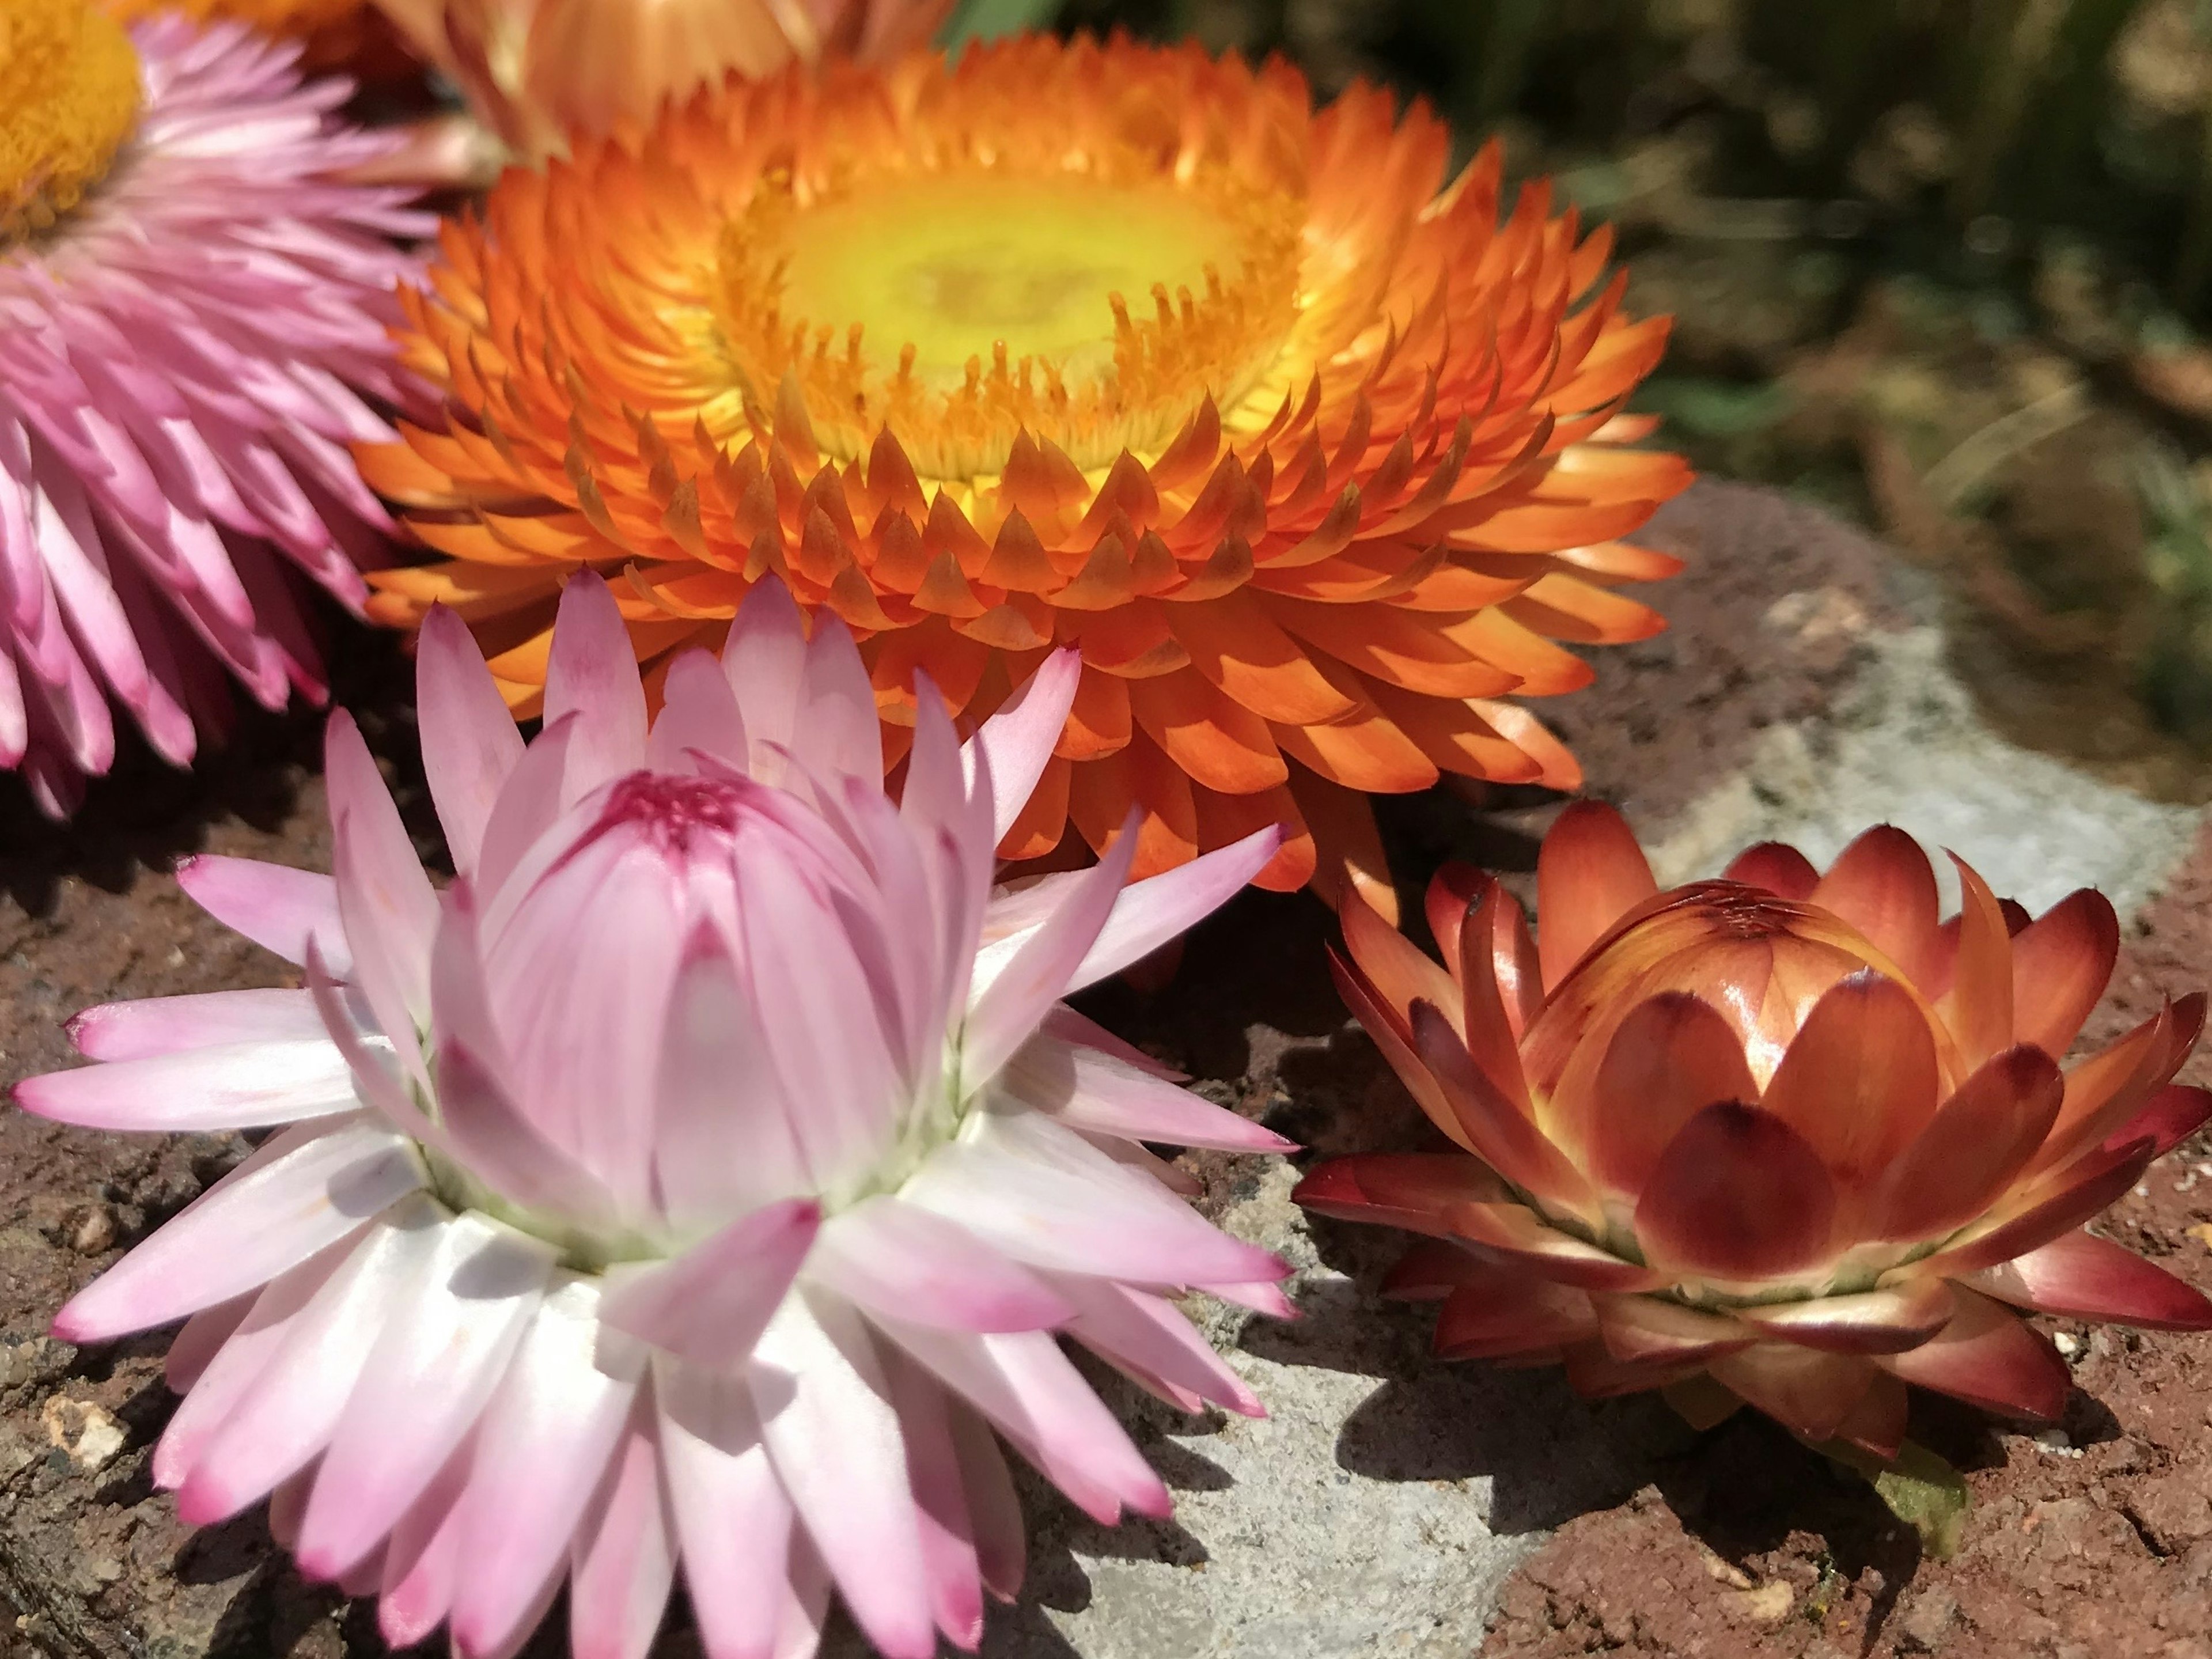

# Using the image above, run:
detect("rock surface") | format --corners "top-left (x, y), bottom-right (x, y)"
top-left (3, 480), bottom-right (2209, 1658)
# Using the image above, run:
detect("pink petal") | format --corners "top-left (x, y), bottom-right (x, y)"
top-left (948, 1405), bottom-right (1025, 1603)
top-left (646, 647), bottom-right (748, 775)
top-left (807, 1198), bottom-right (1074, 1334)
top-left (16, 1034), bottom-right (358, 1130)
top-left (1001, 1033), bottom-right (1292, 1153)
top-left (164, 1292), bottom-right (255, 1393)
top-left (68, 987), bottom-right (324, 1062)
top-left (1065, 826), bottom-right (1283, 993)
top-left (749, 1291), bottom-right (937, 1659)
top-left (418, 603), bottom-right (526, 879)
top-left (1054, 1275), bottom-right (1263, 1417)
top-left (327, 711), bottom-right (438, 1067)
top-left (567, 1416), bottom-right (676, 1659)
top-left (792, 605), bottom-right (882, 782)
top-left (296, 1211), bottom-right (555, 1580)
top-left (878, 1342), bottom-right (986, 1650)
top-left (963, 810), bottom-right (1139, 1090)
top-left (656, 1359), bottom-right (804, 1659)
top-left (541, 571), bottom-right (647, 808)
top-left (54, 1116), bottom-right (421, 1342)
top-left (170, 1198), bottom-right (445, 1524)
top-left (720, 576), bottom-right (806, 774)
top-left (876, 1320), bottom-right (1169, 1525)
top-left (964, 648), bottom-right (1081, 846)
top-left (174, 853), bottom-right (351, 975)
top-left (900, 1111), bottom-right (1287, 1289)
top-left (600, 1199), bottom-right (820, 1366)
top-left (472, 711), bottom-right (582, 900)
top-left (376, 1429), bottom-right (476, 1649)
top-left (447, 1279), bottom-right (642, 1659)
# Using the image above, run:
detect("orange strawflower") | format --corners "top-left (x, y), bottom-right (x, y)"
top-left (359, 37), bottom-right (1690, 908)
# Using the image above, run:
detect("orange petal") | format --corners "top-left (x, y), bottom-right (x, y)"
top-left (1963, 1230), bottom-right (2212, 1331)
top-left (1287, 763), bottom-right (1398, 921)
top-left (1760, 970), bottom-right (1940, 1225)
top-left (1456, 881), bottom-right (1537, 1111)
top-left (1592, 1294), bottom-right (1755, 1366)
top-left (1425, 862), bottom-right (1485, 968)
top-left (1874, 1286), bottom-right (2069, 1422)
top-left (1381, 1238), bottom-right (1488, 1301)
top-left (1293, 1153), bottom-right (1509, 1238)
top-left (1126, 669), bottom-right (1289, 794)
top-left (1339, 885), bottom-right (1452, 1031)
top-left (1632, 1102), bottom-right (1838, 1281)
top-left (1056, 668), bottom-right (1133, 760)
top-left (1732, 1279), bottom-right (1956, 1354)
top-left (1434, 1266), bottom-right (1600, 1361)
top-left (1708, 1346), bottom-right (1877, 1442)
top-left (1937, 855), bottom-right (2014, 1072)
top-left (1918, 1138), bottom-right (2154, 1279)
top-left (1446, 1199), bottom-right (1663, 1291)
top-left (1550, 991), bottom-right (1758, 1202)
top-left (1809, 826), bottom-right (1942, 994)
top-left (2026, 999), bottom-right (2192, 1181)
top-left (1534, 800), bottom-right (1658, 990)
top-left (1411, 1002), bottom-right (1593, 1211)
top-left (1834, 1371), bottom-right (1910, 1460)
top-left (1329, 948), bottom-right (1465, 1149)
top-left (1265, 594), bottom-right (1521, 699)
top-left (1270, 701), bottom-right (1438, 795)
top-left (1722, 842), bottom-right (1819, 899)
top-left (1868, 1045), bottom-right (2063, 1243)
top-left (2103, 1082), bottom-right (2212, 1159)
top-left (1169, 594), bottom-right (1361, 724)
top-left (2009, 889), bottom-right (2119, 1059)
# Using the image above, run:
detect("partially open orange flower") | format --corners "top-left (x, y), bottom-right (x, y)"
top-left (358, 37), bottom-right (1689, 907)
top-left (370, 0), bottom-right (951, 163)
top-left (1297, 804), bottom-right (2212, 1459)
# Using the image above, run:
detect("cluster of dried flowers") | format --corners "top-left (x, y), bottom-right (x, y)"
top-left (7, 1), bottom-right (2210, 1655)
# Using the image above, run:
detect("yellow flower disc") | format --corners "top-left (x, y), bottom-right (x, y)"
top-left (0, 0), bottom-right (142, 241)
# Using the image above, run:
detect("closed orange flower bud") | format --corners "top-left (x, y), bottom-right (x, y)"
top-left (1297, 802), bottom-right (2212, 1459)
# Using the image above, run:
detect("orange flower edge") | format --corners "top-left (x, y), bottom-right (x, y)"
top-left (358, 37), bottom-right (1692, 909)
top-left (1297, 804), bottom-right (2212, 1460)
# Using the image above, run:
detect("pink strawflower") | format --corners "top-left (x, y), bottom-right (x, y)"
top-left (17, 571), bottom-right (1291, 1659)
top-left (1, 9), bottom-right (428, 816)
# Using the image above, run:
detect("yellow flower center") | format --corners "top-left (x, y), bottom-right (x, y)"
top-left (0, 0), bottom-right (141, 243)
top-left (714, 158), bottom-right (1302, 480)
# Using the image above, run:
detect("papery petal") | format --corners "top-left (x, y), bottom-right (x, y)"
top-left (296, 1212), bottom-right (556, 1579)
top-left (1918, 1138), bottom-right (2157, 1278)
top-left (1590, 1294), bottom-right (1752, 1366)
top-left (721, 575), bottom-right (807, 774)
top-left (449, 1279), bottom-right (643, 1659)
top-left (999, 1033), bottom-right (1292, 1152)
top-left (1938, 854), bottom-right (2014, 1073)
top-left (1535, 800), bottom-right (1656, 989)
top-left (1834, 1371), bottom-right (1909, 1461)
top-left (600, 1199), bottom-right (820, 1366)
top-left (2105, 1084), bottom-right (2212, 1158)
top-left (1293, 1153), bottom-right (1510, 1237)
top-left (1338, 884), bottom-right (1456, 1033)
top-left (1434, 1263), bottom-right (1600, 1361)
top-left (2010, 889), bottom-right (2119, 1060)
top-left (657, 1360), bottom-right (804, 1659)
top-left (647, 647), bottom-right (748, 776)
top-left (1869, 1046), bottom-right (2063, 1241)
top-left (542, 571), bottom-right (648, 806)
top-left (1732, 1278), bottom-right (1956, 1354)
top-left (1875, 1286), bottom-right (2069, 1421)
top-left (17, 1036), bottom-right (359, 1131)
top-left (877, 1342), bottom-right (986, 1649)
top-left (567, 1415), bottom-right (676, 1659)
top-left (419, 603), bottom-right (527, 878)
top-left (1445, 1199), bottom-right (1665, 1291)
top-left (948, 1404), bottom-right (1024, 1604)
top-left (965, 648), bottom-right (1081, 847)
top-left (174, 854), bottom-right (350, 976)
top-left (326, 710), bottom-right (438, 1034)
top-left (1809, 825), bottom-right (1941, 993)
top-left (1758, 970), bottom-right (1940, 1222)
top-left (1064, 827), bottom-right (1282, 993)
top-left (1708, 1346), bottom-right (1875, 1441)
top-left (1632, 1101), bottom-right (1836, 1281)
top-left (1549, 990), bottom-right (1756, 1200)
top-left (1053, 1274), bottom-right (1263, 1416)
top-left (1963, 1230), bottom-right (2212, 1331)
top-left (1409, 1000), bottom-right (1593, 1210)
top-left (1722, 842), bottom-right (1819, 898)
top-left (749, 1291), bottom-right (936, 1659)
top-left (807, 1198), bottom-right (1072, 1334)
top-left (68, 987), bottom-right (324, 1062)
top-left (54, 1116), bottom-right (421, 1342)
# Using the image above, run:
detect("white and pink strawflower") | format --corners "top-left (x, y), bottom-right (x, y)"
top-left (1, 0), bottom-right (427, 816)
top-left (15, 570), bottom-right (1292, 1659)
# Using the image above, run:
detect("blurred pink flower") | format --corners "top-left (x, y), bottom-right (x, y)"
top-left (17, 572), bottom-right (1289, 1659)
top-left (1, 9), bottom-right (428, 816)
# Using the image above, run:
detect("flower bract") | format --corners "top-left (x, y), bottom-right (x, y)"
top-left (370, 0), bottom-right (951, 166)
top-left (15, 572), bottom-right (1293, 1658)
top-left (1296, 802), bottom-right (2212, 1457)
top-left (1, 3), bottom-right (429, 815)
top-left (358, 37), bottom-right (1691, 915)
